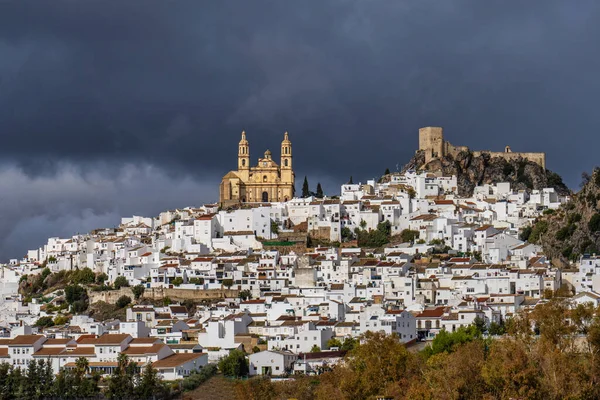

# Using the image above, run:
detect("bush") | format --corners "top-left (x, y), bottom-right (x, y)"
top-left (132, 285), bottom-right (145, 300)
top-left (116, 295), bottom-right (132, 308)
top-left (114, 276), bottom-right (129, 289)
top-left (181, 365), bottom-right (218, 391)
top-left (171, 277), bottom-right (183, 287)
top-left (218, 350), bottom-right (248, 377)
top-left (34, 316), bottom-right (55, 328)
top-left (528, 220), bottom-right (548, 243)
top-left (400, 229), bottom-right (419, 243)
top-left (589, 214), bottom-right (600, 232)
top-left (71, 267), bottom-right (95, 285)
top-left (520, 226), bottom-right (533, 241)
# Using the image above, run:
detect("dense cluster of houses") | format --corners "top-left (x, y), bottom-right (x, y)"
top-left (1, 170), bottom-right (598, 378)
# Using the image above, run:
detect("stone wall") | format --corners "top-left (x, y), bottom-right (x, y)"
top-left (473, 151), bottom-right (546, 169)
top-left (88, 287), bottom-right (238, 304)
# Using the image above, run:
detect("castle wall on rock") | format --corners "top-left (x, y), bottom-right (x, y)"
top-left (418, 127), bottom-right (546, 169)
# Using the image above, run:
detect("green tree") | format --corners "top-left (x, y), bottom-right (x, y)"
top-left (310, 345), bottom-right (321, 353)
top-left (341, 226), bottom-right (353, 241)
top-left (113, 276), bottom-right (130, 289)
top-left (71, 267), bottom-right (95, 285)
top-left (327, 338), bottom-right (343, 349)
top-left (171, 276), bottom-right (184, 287)
top-left (520, 225), bottom-right (533, 241)
top-left (302, 176), bottom-right (310, 198)
top-left (218, 349), bottom-right (249, 378)
top-left (136, 363), bottom-right (168, 399)
top-left (589, 213), bottom-right (600, 232)
top-left (64, 284), bottom-right (87, 304)
top-left (189, 277), bottom-right (204, 285)
top-left (239, 289), bottom-right (252, 301)
top-left (116, 295), bottom-right (132, 308)
top-left (341, 337), bottom-right (358, 352)
top-left (132, 284), bottom-right (145, 300)
top-left (400, 229), bottom-right (419, 243)
top-left (96, 272), bottom-right (108, 285)
top-left (34, 316), bottom-right (55, 328)
top-left (222, 278), bottom-right (234, 288)
top-left (106, 354), bottom-right (137, 399)
top-left (384, 168), bottom-right (390, 175)
top-left (316, 183), bottom-right (324, 198)
top-left (348, 176), bottom-right (353, 184)
top-left (53, 314), bottom-right (70, 326)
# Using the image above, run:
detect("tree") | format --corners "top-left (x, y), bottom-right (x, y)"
top-left (136, 363), bottom-right (168, 399)
top-left (239, 289), bottom-right (252, 301)
top-left (316, 183), bottom-right (324, 198)
top-left (384, 168), bottom-right (390, 175)
top-left (341, 337), bottom-right (358, 352)
top-left (53, 314), bottom-right (70, 326)
top-left (589, 213), bottom-right (600, 232)
top-left (222, 278), bottom-right (234, 288)
top-left (171, 276), bottom-right (184, 287)
top-left (64, 284), bottom-right (87, 304)
top-left (71, 267), bottom-right (95, 285)
top-left (96, 273), bottom-right (108, 285)
top-left (520, 225), bottom-right (533, 241)
top-left (116, 295), bottom-right (132, 308)
top-left (106, 354), bottom-right (137, 399)
top-left (34, 316), bottom-right (55, 328)
top-left (341, 226), bottom-right (353, 241)
top-left (302, 176), bottom-right (310, 198)
top-left (327, 338), bottom-right (343, 349)
top-left (348, 176), bottom-right (353, 184)
top-left (113, 276), bottom-right (129, 289)
top-left (310, 345), bottom-right (321, 353)
top-left (400, 229), bottom-right (419, 243)
top-left (337, 331), bottom-right (411, 399)
top-left (132, 284), bottom-right (145, 300)
top-left (218, 349), bottom-right (249, 378)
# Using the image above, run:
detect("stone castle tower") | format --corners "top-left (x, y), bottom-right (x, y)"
top-left (219, 131), bottom-right (295, 206)
top-left (418, 126), bottom-right (546, 169)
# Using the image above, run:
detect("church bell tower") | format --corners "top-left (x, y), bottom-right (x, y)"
top-left (238, 131), bottom-right (250, 180)
top-left (280, 131), bottom-right (294, 185)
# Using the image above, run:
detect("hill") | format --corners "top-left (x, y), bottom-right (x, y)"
top-left (527, 168), bottom-right (600, 267)
top-left (401, 149), bottom-right (570, 197)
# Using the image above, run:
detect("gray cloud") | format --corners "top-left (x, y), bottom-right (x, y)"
top-left (0, 0), bottom-right (599, 258)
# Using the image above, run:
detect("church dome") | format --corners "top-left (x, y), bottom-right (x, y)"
top-left (264, 149), bottom-right (272, 158)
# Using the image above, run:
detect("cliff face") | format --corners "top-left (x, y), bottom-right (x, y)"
top-left (529, 169), bottom-right (600, 267)
top-left (402, 150), bottom-right (570, 197)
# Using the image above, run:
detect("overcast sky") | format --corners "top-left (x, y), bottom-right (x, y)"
top-left (0, 1), bottom-right (599, 260)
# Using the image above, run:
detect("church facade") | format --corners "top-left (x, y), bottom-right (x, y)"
top-left (219, 131), bottom-right (295, 206)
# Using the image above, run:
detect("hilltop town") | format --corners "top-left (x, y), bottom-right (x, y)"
top-left (1, 127), bottom-right (599, 395)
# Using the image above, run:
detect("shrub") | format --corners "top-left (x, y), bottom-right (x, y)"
top-left (116, 295), bottom-right (132, 308)
top-left (218, 350), bottom-right (248, 378)
top-left (34, 316), bottom-right (55, 328)
top-left (132, 285), bottom-right (145, 300)
top-left (181, 364), bottom-right (218, 391)
top-left (589, 214), bottom-right (600, 232)
top-left (400, 229), bottom-right (419, 243)
top-left (113, 276), bottom-right (129, 289)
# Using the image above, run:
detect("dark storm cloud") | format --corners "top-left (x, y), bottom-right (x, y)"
top-left (0, 0), bottom-right (599, 259)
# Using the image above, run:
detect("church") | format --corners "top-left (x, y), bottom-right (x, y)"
top-left (219, 131), bottom-right (295, 207)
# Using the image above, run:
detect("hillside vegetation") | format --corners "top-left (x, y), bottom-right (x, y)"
top-left (527, 168), bottom-right (600, 266)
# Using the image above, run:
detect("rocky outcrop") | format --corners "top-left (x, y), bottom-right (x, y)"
top-left (530, 168), bottom-right (600, 266)
top-left (402, 150), bottom-right (570, 197)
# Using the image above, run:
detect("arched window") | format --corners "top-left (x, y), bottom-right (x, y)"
top-left (263, 175), bottom-right (267, 182)
top-left (284, 159), bottom-right (288, 167)
top-left (242, 159), bottom-right (246, 167)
